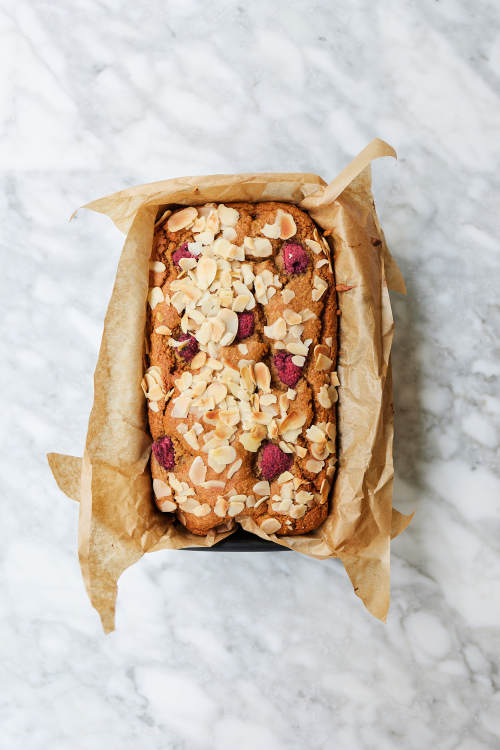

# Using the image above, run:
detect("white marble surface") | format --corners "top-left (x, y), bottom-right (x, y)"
top-left (2, 0), bottom-right (500, 747)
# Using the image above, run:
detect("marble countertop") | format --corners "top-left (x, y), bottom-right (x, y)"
top-left (2, 0), bottom-right (499, 747)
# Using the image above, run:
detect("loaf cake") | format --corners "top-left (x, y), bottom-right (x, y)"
top-left (142, 201), bottom-right (338, 536)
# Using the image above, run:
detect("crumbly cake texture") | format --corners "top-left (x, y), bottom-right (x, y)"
top-left (142, 201), bottom-right (338, 537)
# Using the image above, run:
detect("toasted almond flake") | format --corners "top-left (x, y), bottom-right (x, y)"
top-left (228, 501), bottom-right (245, 517)
top-left (178, 498), bottom-right (199, 512)
top-left (287, 341), bottom-right (308, 356)
top-left (189, 351), bottom-right (206, 370)
top-left (253, 496), bottom-right (268, 509)
top-left (306, 459), bottom-right (324, 473)
top-left (326, 423), bottom-right (336, 440)
top-left (316, 259), bottom-right (329, 269)
top-left (183, 429), bottom-right (200, 450)
top-left (296, 490), bottom-right (314, 504)
top-left (153, 478), bottom-right (171, 498)
top-left (318, 385), bottom-right (332, 408)
top-left (279, 212), bottom-right (297, 239)
top-left (199, 481), bottom-right (225, 490)
top-left (264, 318), bottom-right (287, 340)
top-left (320, 478), bottom-right (331, 499)
top-left (189, 456), bottom-right (206, 484)
top-left (245, 236), bottom-right (273, 257)
top-left (209, 445), bottom-right (236, 467)
top-left (305, 239), bottom-right (323, 255)
top-left (290, 504), bottom-right (306, 519)
top-left (167, 206), bottom-right (197, 232)
top-left (260, 394), bottom-right (277, 406)
top-left (218, 204), bottom-right (239, 227)
top-left (283, 309), bottom-right (302, 326)
top-left (193, 503), bottom-right (212, 517)
top-left (282, 288), bottom-right (295, 304)
top-left (149, 261), bottom-right (166, 273)
top-left (300, 309), bottom-right (316, 323)
top-left (237, 344), bottom-right (249, 355)
top-left (214, 498), bottom-right (227, 517)
top-left (260, 518), bottom-right (281, 534)
top-left (196, 256), bottom-right (217, 290)
top-left (277, 471), bottom-right (294, 485)
top-left (291, 355), bottom-right (306, 367)
top-left (285, 389), bottom-right (296, 401)
top-left (280, 482), bottom-right (293, 500)
top-left (205, 382), bottom-right (227, 405)
top-left (239, 432), bottom-right (263, 452)
top-left (316, 353), bottom-right (333, 371)
top-left (280, 411), bottom-right (306, 434)
top-left (253, 480), bottom-right (271, 496)
top-left (296, 445), bottom-right (307, 458)
top-left (227, 458), bottom-right (242, 479)
top-left (279, 440), bottom-right (294, 454)
top-left (246, 495), bottom-right (256, 508)
top-left (171, 395), bottom-right (191, 418)
top-left (155, 325), bottom-right (172, 336)
top-left (306, 425), bottom-right (325, 442)
top-left (222, 227), bottom-right (237, 241)
top-left (254, 362), bottom-right (271, 392)
top-left (149, 401), bottom-right (159, 412)
top-left (148, 287), bottom-right (164, 310)
top-left (312, 443), bottom-right (329, 460)
top-left (329, 386), bottom-right (339, 403)
top-left (232, 294), bottom-right (250, 312)
top-left (157, 498), bottom-right (177, 512)
top-left (155, 208), bottom-right (172, 228)
top-left (187, 241), bottom-right (203, 256)
top-left (330, 371), bottom-right (340, 386)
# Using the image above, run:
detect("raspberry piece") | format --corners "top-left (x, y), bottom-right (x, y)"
top-left (259, 443), bottom-right (293, 481)
top-left (282, 242), bottom-right (309, 274)
top-left (172, 242), bottom-right (195, 267)
top-left (237, 311), bottom-right (254, 340)
top-left (152, 436), bottom-right (175, 471)
top-left (177, 333), bottom-right (199, 362)
top-left (273, 350), bottom-right (302, 387)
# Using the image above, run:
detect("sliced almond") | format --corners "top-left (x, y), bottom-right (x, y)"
top-left (316, 259), bottom-right (329, 269)
top-left (222, 227), bottom-right (237, 242)
top-left (305, 239), bottom-right (322, 255)
top-left (205, 382), bottom-right (227, 405)
top-left (289, 504), bottom-right (306, 519)
top-left (227, 458), bottom-right (242, 479)
top-left (282, 288), bottom-right (295, 304)
top-left (316, 353), bottom-right (333, 371)
top-left (318, 385), bottom-right (332, 409)
top-left (218, 204), bottom-right (239, 227)
top-left (253, 480), bottom-right (271, 496)
top-left (296, 445), bottom-right (307, 458)
top-left (296, 490), bottom-right (314, 504)
top-left (254, 362), bottom-right (271, 392)
top-left (283, 309), bottom-right (302, 326)
top-left (263, 318), bottom-right (286, 340)
top-left (228, 501), bottom-right (245, 517)
top-left (149, 261), bottom-right (166, 272)
top-left (183, 429), bottom-right (200, 450)
top-left (326, 423), bottom-right (336, 440)
top-left (277, 471), bottom-right (294, 484)
top-left (287, 341), bottom-right (308, 356)
top-left (189, 456), bottom-right (207, 484)
top-left (291, 355), bottom-right (306, 367)
top-left (245, 236), bottom-right (273, 257)
top-left (193, 503), bottom-right (212, 517)
top-left (279, 212), bottom-right (297, 239)
top-left (330, 371), bottom-right (340, 386)
top-left (279, 440), bottom-right (294, 454)
top-left (214, 498), bottom-right (227, 517)
top-left (153, 478), bottom-right (171, 498)
top-left (312, 443), bottom-right (329, 460)
top-left (167, 206), bottom-right (197, 232)
top-left (196, 256), bottom-right (217, 290)
top-left (305, 459), bottom-right (324, 474)
top-left (190, 351), bottom-right (207, 370)
top-left (239, 432), bottom-right (263, 452)
top-left (200, 480), bottom-right (225, 489)
top-left (157, 498), bottom-right (177, 512)
top-left (209, 444), bottom-right (236, 468)
top-left (260, 518), bottom-right (281, 534)
top-left (155, 325), bottom-right (172, 335)
top-left (148, 287), bottom-right (164, 310)
top-left (306, 425), bottom-right (326, 443)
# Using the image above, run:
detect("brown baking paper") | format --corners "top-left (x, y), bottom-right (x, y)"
top-left (48, 138), bottom-right (413, 633)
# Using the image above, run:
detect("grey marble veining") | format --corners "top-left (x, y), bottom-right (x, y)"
top-left (1, 0), bottom-right (499, 748)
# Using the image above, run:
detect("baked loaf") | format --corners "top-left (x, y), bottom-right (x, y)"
top-left (143, 201), bottom-right (338, 536)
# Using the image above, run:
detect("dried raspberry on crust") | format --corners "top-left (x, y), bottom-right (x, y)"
top-left (173, 242), bottom-right (195, 267)
top-left (152, 436), bottom-right (175, 470)
top-left (273, 350), bottom-right (302, 387)
top-left (282, 242), bottom-right (309, 274)
top-left (177, 333), bottom-right (199, 362)
top-left (236, 311), bottom-right (255, 340)
top-left (259, 442), bottom-right (293, 481)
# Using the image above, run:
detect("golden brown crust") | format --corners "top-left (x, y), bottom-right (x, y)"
top-left (143, 201), bottom-right (338, 537)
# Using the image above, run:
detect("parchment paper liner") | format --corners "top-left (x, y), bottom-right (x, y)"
top-left (48, 139), bottom-right (412, 633)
